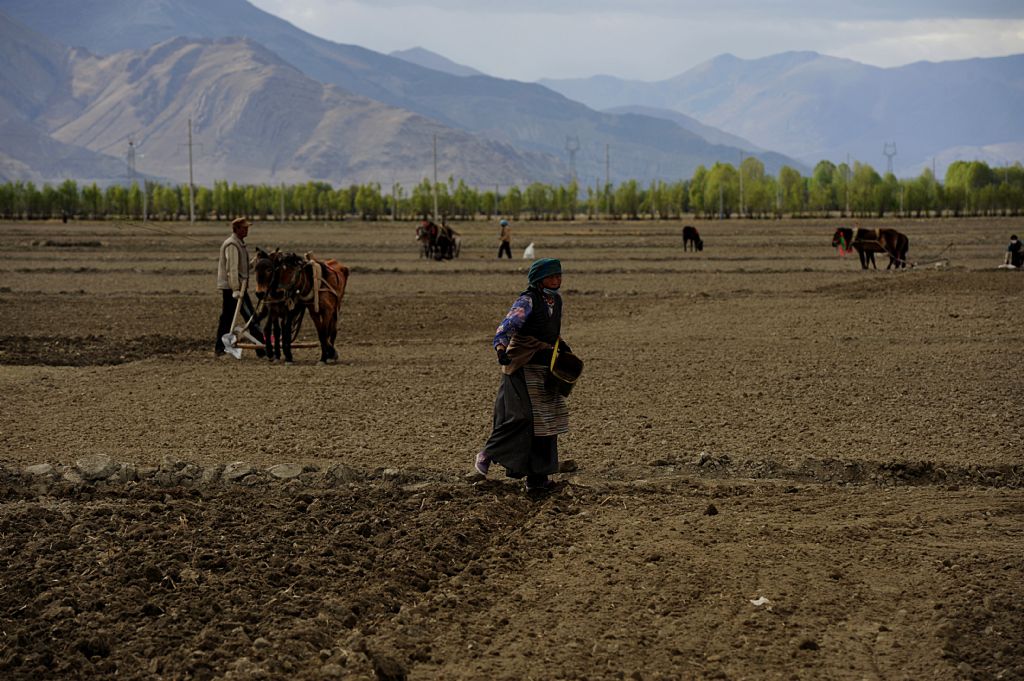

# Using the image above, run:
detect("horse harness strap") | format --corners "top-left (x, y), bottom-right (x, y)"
top-left (852, 227), bottom-right (882, 247)
top-left (298, 258), bottom-right (343, 314)
top-left (310, 259), bottom-right (322, 314)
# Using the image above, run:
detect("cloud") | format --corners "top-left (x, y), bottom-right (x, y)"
top-left (827, 19), bottom-right (1024, 66)
top-left (248, 0), bottom-right (1024, 80)
top-left (257, 0), bottom-right (1024, 21)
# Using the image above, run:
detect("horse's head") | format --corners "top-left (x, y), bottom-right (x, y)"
top-left (831, 228), bottom-right (852, 249)
top-left (695, 238), bottom-right (704, 252)
top-left (275, 252), bottom-right (308, 295)
top-left (253, 248), bottom-right (284, 300)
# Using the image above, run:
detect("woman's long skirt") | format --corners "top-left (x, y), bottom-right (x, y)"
top-left (481, 367), bottom-right (567, 479)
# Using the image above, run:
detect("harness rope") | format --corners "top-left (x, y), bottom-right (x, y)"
top-left (112, 220), bottom-right (210, 245)
top-left (298, 256), bottom-right (343, 314)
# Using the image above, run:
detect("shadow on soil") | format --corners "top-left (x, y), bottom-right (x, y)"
top-left (0, 335), bottom-right (206, 366)
top-left (639, 454), bottom-right (1024, 489)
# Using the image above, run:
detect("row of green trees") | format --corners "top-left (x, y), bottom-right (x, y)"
top-left (1, 159), bottom-right (1021, 220)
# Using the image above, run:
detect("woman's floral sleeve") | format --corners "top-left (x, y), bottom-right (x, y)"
top-left (493, 294), bottom-right (533, 349)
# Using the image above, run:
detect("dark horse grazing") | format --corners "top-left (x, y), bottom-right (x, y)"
top-left (832, 227), bottom-right (909, 270)
top-left (275, 253), bottom-right (350, 364)
top-left (681, 225), bottom-right (704, 252)
top-left (253, 249), bottom-right (305, 363)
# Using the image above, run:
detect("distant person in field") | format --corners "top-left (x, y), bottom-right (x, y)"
top-left (474, 258), bottom-right (573, 494)
top-left (498, 219), bottom-right (512, 259)
top-left (215, 217), bottom-right (264, 356)
top-left (1005, 234), bottom-right (1023, 268)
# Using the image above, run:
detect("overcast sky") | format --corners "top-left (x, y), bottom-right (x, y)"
top-left (246, 0), bottom-right (1024, 81)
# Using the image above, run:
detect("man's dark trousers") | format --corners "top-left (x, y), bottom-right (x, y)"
top-left (215, 289), bottom-right (264, 353)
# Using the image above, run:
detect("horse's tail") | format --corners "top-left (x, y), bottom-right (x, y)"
top-left (335, 265), bottom-right (350, 300)
top-left (322, 261), bottom-right (350, 302)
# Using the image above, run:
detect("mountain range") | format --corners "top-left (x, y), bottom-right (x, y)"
top-left (541, 51), bottom-right (1024, 177)
top-left (0, 0), bottom-right (1019, 187)
top-left (0, 11), bottom-right (567, 187)
top-left (0, 0), bottom-right (798, 187)
top-left (390, 47), bottom-right (485, 79)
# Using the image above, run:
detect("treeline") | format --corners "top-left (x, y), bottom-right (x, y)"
top-left (1, 159), bottom-right (1021, 221)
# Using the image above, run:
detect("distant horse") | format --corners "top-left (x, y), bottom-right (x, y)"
top-left (416, 221), bottom-right (438, 259)
top-left (434, 230), bottom-right (451, 260)
top-left (681, 225), bottom-right (703, 252)
top-left (275, 252), bottom-right (350, 364)
top-left (832, 227), bottom-right (909, 270)
top-left (252, 248), bottom-right (305, 363)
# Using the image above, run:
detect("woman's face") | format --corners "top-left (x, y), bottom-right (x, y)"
top-left (541, 273), bottom-right (562, 289)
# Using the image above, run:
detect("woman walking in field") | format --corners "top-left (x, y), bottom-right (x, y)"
top-left (474, 258), bottom-right (571, 493)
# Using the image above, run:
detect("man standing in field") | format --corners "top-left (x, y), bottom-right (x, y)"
top-left (498, 219), bottom-right (512, 259)
top-left (215, 217), bottom-right (264, 356)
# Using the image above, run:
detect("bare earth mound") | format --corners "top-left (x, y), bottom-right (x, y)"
top-left (1, 218), bottom-right (1021, 679)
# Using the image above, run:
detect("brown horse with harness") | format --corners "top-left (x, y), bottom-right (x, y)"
top-left (253, 249), bottom-right (302, 363)
top-left (832, 227), bottom-right (909, 270)
top-left (416, 220), bottom-right (438, 259)
top-left (253, 250), bottom-right (350, 364)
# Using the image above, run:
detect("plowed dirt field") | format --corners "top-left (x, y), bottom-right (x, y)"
top-left (1, 217), bottom-right (1022, 680)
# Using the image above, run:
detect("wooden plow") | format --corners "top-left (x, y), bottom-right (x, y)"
top-left (909, 241), bottom-right (955, 269)
top-left (220, 281), bottom-right (319, 359)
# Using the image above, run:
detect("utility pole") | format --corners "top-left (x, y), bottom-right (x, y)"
top-left (494, 184), bottom-right (499, 218)
top-left (127, 140), bottom-right (138, 220)
top-left (187, 117), bottom-right (195, 224)
top-left (604, 144), bottom-right (610, 217)
top-left (432, 134), bottom-right (439, 222)
top-left (127, 139), bottom-right (148, 222)
top-left (127, 140), bottom-right (136, 182)
top-left (845, 152), bottom-right (851, 217)
top-left (565, 136), bottom-right (580, 185)
top-left (280, 182), bottom-right (285, 223)
top-left (883, 141), bottom-right (897, 176)
top-left (739, 151), bottom-right (744, 218)
top-left (719, 183), bottom-right (724, 219)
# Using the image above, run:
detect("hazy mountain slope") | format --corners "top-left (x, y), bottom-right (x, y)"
top-left (542, 51), bottom-right (1024, 175)
top-left (602, 105), bottom-right (762, 152)
top-left (2, 0), bottom-right (801, 182)
top-left (538, 74), bottom-right (661, 114)
top-left (390, 47), bottom-right (484, 77)
top-left (44, 37), bottom-right (559, 186)
top-left (0, 14), bottom-right (129, 183)
top-left (924, 142), bottom-right (1024, 177)
top-left (0, 13), bottom-right (74, 121)
top-left (0, 118), bottom-right (128, 184)
top-left (667, 52), bottom-right (1024, 171)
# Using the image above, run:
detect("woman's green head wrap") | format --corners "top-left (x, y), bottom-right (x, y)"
top-left (527, 257), bottom-right (561, 285)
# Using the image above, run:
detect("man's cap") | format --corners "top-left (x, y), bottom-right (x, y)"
top-left (528, 257), bottom-right (561, 285)
top-left (231, 217), bottom-right (251, 230)
top-left (500, 219), bottom-right (509, 226)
